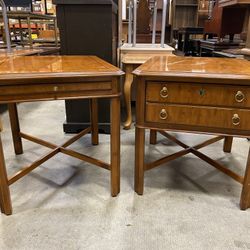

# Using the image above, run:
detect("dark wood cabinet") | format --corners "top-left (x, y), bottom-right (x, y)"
top-left (219, 0), bottom-right (250, 7)
top-left (204, 1), bottom-right (247, 40)
top-left (53, 0), bottom-right (118, 133)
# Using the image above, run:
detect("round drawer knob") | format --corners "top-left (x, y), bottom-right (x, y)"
top-left (160, 86), bottom-right (168, 98)
top-left (159, 109), bottom-right (168, 120)
top-left (235, 91), bottom-right (245, 103)
top-left (232, 114), bottom-right (240, 126)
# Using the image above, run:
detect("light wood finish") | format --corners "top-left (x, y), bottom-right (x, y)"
top-left (146, 103), bottom-right (250, 132)
top-left (8, 103), bottom-right (23, 155)
top-left (0, 55), bottom-right (123, 215)
top-left (135, 127), bottom-right (145, 194)
top-left (145, 147), bottom-right (192, 171)
top-left (90, 98), bottom-right (99, 146)
top-left (0, 135), bottom-right (12, 215)
top-left (133, 55), bottom-right (250, 210)
top-left (0, 117), bottom-right (2, 132)
top-left (223, 136), bottom-right (233, 153)
top-left (191, 148), bottom-right (244, 184)
top-left (146, 82), bottom-right (250, 108)
top-left (133, 56), bottom-right (250, 79)
top-left (120, 44), bottom-right (174, 129)
top-left (123, 64), bottom-right (135, 129)
top-left (149, 129), bottom-right (157, 145)
top-left (135, 78), bottom-right (146, 194)
top-left (8, 148), bottom-right (60, 186)
top-left (241, 147), bottom-right (250, 209)
top-left (111, 96), bottom-right (121, 196)
top-left (0, 56), bottom-right (123, 81)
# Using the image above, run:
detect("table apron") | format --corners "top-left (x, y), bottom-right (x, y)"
top-left (0, 81), bottom-right (120, 103)
top-left (136, 122), bottom-right (250, 138)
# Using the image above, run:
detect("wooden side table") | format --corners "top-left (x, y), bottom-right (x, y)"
top-left (120, 43), bottom-right (174, 130)
top-left (133, 55), bottom-right (250, 210)
top-left (0, 55), bottom-right (123, 215)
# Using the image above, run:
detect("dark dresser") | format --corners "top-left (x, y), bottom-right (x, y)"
top-left (53, 0), bottom-right (118, 133)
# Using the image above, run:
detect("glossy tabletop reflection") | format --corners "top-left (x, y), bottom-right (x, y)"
top-left (0, 56), bottom-right (123, 82)
top-left (133, 56), bottom-right (250, 80)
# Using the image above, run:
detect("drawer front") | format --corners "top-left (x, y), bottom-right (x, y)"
top-left (146, 103), bottom-right (250, 131)
top-left (0, 81), bottom-right (113, 102)
top-left (146, 82), bottom-right (250, 108)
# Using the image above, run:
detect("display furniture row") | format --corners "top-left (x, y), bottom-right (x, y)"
top-left (0, 55), bottom-right (250, 215)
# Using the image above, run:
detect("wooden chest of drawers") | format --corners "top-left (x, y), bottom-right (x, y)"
top-left (134, 56), bottom-right (250, 137)
top-left (145, 81), bottom-right (250, 134)
top-left (133, 56), bottom-right (250, 210)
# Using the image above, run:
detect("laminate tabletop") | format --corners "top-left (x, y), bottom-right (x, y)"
top-left (0, 56), bottom-right (123, 84)
top-left (133, 56), bottom-right (250, 82)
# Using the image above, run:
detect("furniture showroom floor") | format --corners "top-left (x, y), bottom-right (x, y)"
top-left (0, 101), bottom-right (250, 250)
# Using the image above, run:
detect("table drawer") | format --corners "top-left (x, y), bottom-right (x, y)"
top-left (146, 82), bottom-right (250, 108)
top-left (0, 81), bottom-right (112, 102)
top-left (145, 103), bottom-right (250, 131)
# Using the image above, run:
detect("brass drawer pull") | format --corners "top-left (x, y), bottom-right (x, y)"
top-left (159, 109), bottom-right (168, 120)
top-left (232, 114), bottom-right (240, 126)
top-left (235, 91), bottom-right (245, 103)
top-left (54, 86), bottom-right (59, 92)
top-left (160, 86), bottom-right (168, 98)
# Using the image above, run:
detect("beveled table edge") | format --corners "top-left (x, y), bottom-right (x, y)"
top-left (132, 69), bottom-right (250, 82)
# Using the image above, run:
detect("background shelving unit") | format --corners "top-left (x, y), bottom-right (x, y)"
top-left (171, 0), bottom-right (199, 30)
top-left (0, 0), bottom-right (58, 48)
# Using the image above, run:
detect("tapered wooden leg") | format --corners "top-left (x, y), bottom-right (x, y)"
top-left (135, 127), bottom-right (145, 195)
top-left (150, 130), bottom-right (157, 145)
top-left (123, 64), bottom-right (134, 130)
top-left (0, 135), bottom-right (12, 215)
top-left (110, 97), bottom-right (120, 196)
top-left (240, 147), bottom-right (250, 210)
top-left (8, 103), bottom-right (23, 155)
top-left (90, 98), bottom-right (99, 145)
top-left (0, 116), bottom-right (3, 132)
top-left (223, 136), bottom-right (233, 153)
